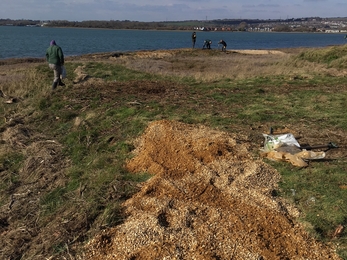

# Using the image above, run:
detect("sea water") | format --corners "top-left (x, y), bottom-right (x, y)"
top-left (0, 26), bottom-right (346, 59)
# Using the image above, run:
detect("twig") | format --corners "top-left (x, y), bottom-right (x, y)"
top-left (8, 194), bottom-right (14, 210)
top-left (65, 243), bottom-right (74, 260)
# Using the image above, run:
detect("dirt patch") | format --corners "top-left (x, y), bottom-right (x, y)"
top-left (83, 120), bottom-right (340, 260)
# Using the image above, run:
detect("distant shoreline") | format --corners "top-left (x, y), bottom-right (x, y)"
top-left (0, 47), bottom-right (308, 64)
top-left (3, 25), bottom-right (347, 35)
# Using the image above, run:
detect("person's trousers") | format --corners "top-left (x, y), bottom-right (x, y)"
top-left (49, 63), bottom-right (62, 83)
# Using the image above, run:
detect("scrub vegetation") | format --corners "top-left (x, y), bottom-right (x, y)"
top-left (0, 45), bottom-right (346, 259)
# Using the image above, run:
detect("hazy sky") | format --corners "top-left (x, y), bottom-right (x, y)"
top-left (1, 0), bottom-right (346, 22)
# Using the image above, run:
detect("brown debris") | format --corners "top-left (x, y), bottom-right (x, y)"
top-left (333, 225), bottom-right (344, 238)
top-left (84, 120), bottom-right (340, 260)
top-left (73, 65), bottom-right (89, 83)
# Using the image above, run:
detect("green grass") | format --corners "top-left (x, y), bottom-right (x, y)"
top-left (297, 45), bottom-right (347, 68)
top-left (274, 161), bottom-right (347, 243)
top-left (0, 153), bottom-right (24, 191)
top-left (84, 62), bottom-right (161, 82)
top-left (40, 186), bottom-right (69, 214)
top-left (1, 46), bottom-right (347, 258)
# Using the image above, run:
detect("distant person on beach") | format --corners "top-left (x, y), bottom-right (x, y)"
top-left (202, 39), bottom-right (212, 49)
top-left (46, 40), bottom-right (65, 90)
top-left (192, 32), bottom-right (197, 48)
top-left (218, 40), bottom-right (227, 51)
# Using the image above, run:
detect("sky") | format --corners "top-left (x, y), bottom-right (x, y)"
top-left (1, 0), bottom-right (347, 22)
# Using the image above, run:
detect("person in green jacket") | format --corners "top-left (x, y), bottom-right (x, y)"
top-left (46, 40), bottom-right (65, 90)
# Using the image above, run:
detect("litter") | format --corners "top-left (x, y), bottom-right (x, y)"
top-left (260, 131), bottom-right (337, 167)
top-left (262, 133), bottom-right (300, 152)
top-left (61, 65), bottom-right (67, 79)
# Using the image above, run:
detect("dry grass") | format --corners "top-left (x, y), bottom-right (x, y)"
top-left (0, 64), bottom-right (48, 104)
top-left (114, 50), bottom-right (290, 81)
top-left (98, 48), bottom-right (343, 83)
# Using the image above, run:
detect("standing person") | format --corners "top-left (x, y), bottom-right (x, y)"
top-left (46, 40), bottom-right (65, 90)
top-left (192, 32), bottom-right (197, 48)
top-left (218, 39), bottom-right (227, 51)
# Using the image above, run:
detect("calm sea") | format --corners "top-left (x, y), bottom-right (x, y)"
top-left (1, 26), bottom-right (346, 59)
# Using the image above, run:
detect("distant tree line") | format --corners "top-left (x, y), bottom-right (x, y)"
top-left (0, 19), bottom-right (187, 30)
top-left (1, 17), bottom-right (346, 32)
top-left (0, 19), bottom-right (41, 26)
top-left (47, 20), bottom-right (177, 30)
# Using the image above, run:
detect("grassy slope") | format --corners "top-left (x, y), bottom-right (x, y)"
top-left (0, 46), bottom-right (347, 259)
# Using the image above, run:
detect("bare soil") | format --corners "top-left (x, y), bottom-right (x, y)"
top-left (0, 49), bottom-right (346, 260)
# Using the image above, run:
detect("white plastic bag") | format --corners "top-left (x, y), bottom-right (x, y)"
top-left (61, 65), bottom-right (67, 79)
top-left (262, 133), bottom-right (300, 152)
